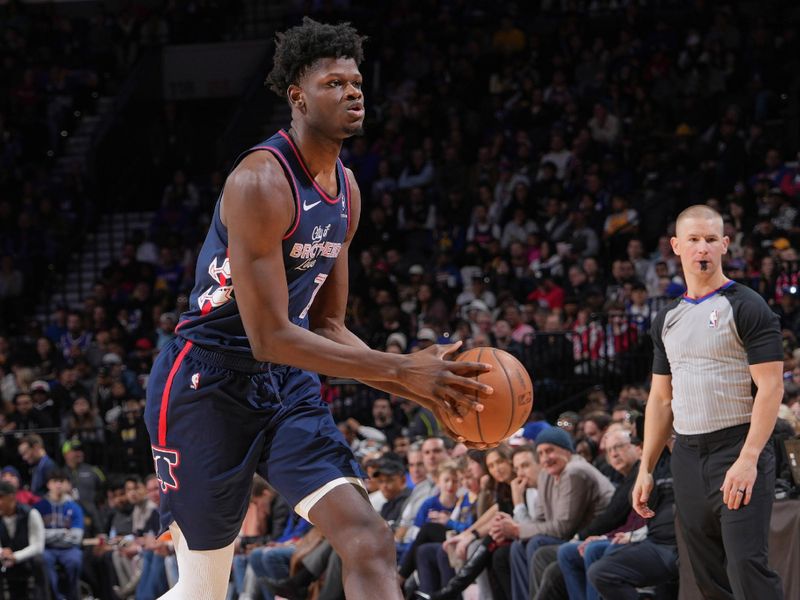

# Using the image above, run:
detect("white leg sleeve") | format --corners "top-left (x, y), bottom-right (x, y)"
top-left (158, 522), bottom-right (235, 600)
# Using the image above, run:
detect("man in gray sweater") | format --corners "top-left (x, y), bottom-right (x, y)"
top-left (491, 427), bottom-right (614, 600)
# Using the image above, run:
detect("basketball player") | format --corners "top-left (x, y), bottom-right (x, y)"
top-left (143, 18), bottom-right (493, 600)
top-left (634, 205), bottom-right (784, 599)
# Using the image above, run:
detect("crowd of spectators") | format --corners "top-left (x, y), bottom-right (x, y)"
top-left (0, 0), bottom-right (238, 333)
top-left (1, 0), bottom-right (800, 598)
top-left (226, 399), bottom-right (798, 600)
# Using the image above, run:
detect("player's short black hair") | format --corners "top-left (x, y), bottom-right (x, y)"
top-left (265, 17), bottom-right (366, 97)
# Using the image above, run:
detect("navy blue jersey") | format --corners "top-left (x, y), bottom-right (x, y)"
top-left (176, 129), bottom-right (351, 354)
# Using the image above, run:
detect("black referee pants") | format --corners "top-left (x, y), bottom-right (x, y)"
top-left (672, 423), bottom-right (783, 600)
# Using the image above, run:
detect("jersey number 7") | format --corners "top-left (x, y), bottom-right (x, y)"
top-left (298, 273), bottom-right (328, 320)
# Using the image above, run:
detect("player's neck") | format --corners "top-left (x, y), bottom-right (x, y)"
top-left (684, 272), bottom-right (730, 299)
top-left (287, 123), bottom-right (341, 177)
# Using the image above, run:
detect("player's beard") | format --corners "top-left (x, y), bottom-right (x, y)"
top-left (342, 114), bottom-right (365, 137)
top-left (344, 123), bottom-right (365, 137)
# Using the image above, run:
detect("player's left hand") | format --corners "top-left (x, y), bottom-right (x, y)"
top-left (720, 454), bottom-right (757, 510)
top-left (399, 340), bottom-right (494, 419)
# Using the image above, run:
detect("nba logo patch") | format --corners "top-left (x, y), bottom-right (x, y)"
top-left (708, 309), bottom-right (719, 328)
top-left (190, 372), bottom-right (200, 390)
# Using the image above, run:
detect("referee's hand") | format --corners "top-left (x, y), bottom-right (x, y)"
top-left (632, 471), bottom-right (655, 519)
top-left (720, 455), bottom-right (757, 510)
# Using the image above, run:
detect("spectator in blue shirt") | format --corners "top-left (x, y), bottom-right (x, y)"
top-left (399, 461), bottom-right (471, 583)
top-left (413, 462), bottom-right (466, 531)
top-left (34, 469), bottom-right (84, 600)
top-left (17, 434), bottom-right (58, 497)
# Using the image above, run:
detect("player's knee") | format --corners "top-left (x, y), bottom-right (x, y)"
top-left (337, 520), bottom-right (395, 568)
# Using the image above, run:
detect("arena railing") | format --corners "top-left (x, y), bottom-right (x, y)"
top-left (324, 313), bottom-right (656, 425)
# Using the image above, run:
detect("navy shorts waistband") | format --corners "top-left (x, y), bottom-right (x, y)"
top-left (675, 423), bottom-right (750, 448)
top-left (175, 337), bottom-right (273, 374)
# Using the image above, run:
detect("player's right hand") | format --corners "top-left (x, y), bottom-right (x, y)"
top-left (399, 340), bottom-right (493, 419)
top-left (632, 471), bottom-right (655, 519)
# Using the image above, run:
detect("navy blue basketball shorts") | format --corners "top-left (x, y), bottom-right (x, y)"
top-left (144, 337), bottom-right (364, 551)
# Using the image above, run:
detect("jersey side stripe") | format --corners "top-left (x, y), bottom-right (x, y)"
top-left (158, 341), bottom-right (193, 446)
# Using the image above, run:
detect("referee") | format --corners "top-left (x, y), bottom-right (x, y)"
top-left (633, 205), bottom-right (784, 599)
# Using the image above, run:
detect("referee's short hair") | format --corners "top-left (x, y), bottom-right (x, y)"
top-left (675, 204), bottom-right (723, 232)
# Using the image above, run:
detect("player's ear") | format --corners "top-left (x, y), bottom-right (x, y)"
top-left (287, 85), bottom-right (305, 113)
top-left (670, 236), bottom-right (680, 256)
top-left (721, 235), bottom-right (730, 254)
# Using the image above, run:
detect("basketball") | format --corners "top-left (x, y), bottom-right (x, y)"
top-left (441, 347), bottom-right (534, 444)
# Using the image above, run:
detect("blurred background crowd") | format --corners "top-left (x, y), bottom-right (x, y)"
top-left (1, 0), bottom-right (799, 599)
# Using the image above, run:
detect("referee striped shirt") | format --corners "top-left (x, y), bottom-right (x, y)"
top-left (651, 281), bottom-right (783, 435)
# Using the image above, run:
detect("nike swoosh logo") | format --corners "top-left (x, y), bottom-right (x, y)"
top-left (303, 200), bottom-right (322, 211)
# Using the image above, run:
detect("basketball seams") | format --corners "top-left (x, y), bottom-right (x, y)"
top-left (439, 403), bottom-right (456, 437)
top-left (474, 348), bottom-right (485, 443)
top-left (452, 346), bottom-right (533, 444)
top-left (492, 348), bottom-right (516, 442)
